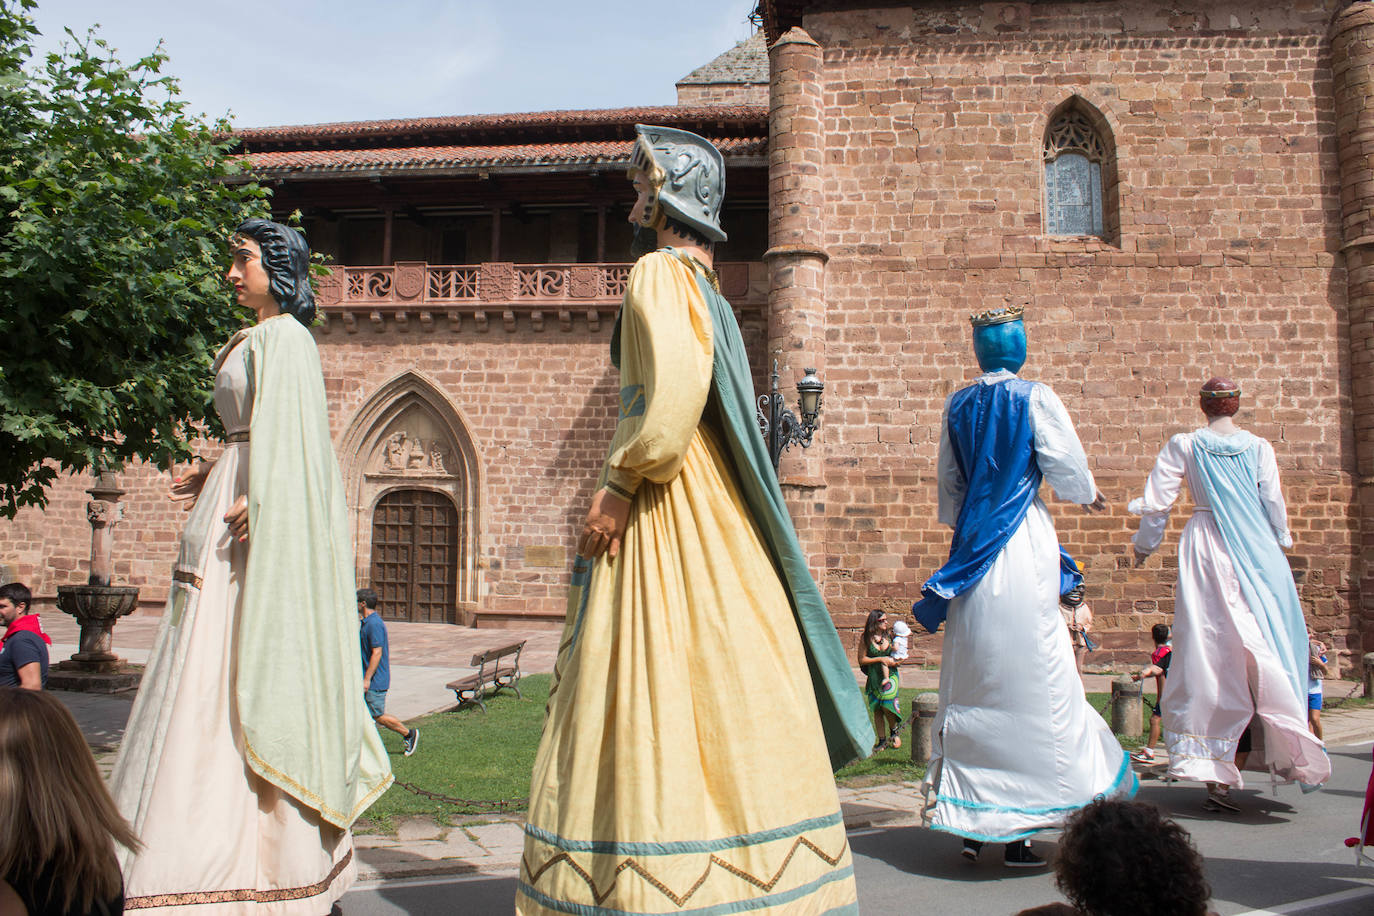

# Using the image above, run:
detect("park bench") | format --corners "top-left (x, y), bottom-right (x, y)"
top-left (445, 640), bottom-right (526, 712)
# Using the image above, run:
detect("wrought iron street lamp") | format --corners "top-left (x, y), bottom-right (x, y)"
top-left (756, 359), bottom-right (825, 470)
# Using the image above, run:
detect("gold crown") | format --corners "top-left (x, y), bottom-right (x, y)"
top-left (969, 304), bottom-right (1025, 327)
top-left (1200, 386), bottom-right (1241, 399)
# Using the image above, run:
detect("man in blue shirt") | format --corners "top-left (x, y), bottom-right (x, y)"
top-left (358, 588), bottom-right (417, 756)
top-left (0, 582), bottom-right (50, 689)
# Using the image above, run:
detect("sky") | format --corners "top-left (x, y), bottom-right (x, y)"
top-left (27, 0), bottom-right (761, 128)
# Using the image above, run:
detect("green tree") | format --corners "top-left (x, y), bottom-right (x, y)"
top-left (0, 0), bottom-right (269, 517)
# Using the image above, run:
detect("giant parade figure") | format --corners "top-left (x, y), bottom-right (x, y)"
top-left (516, 125), bottom-right (873, 915)
top-left (912, 305), bottom-right (1134, 867)
top-left (110, 220), bottom-right (392, 912)
top-left (1128, 378), bottom-right (1328, 810)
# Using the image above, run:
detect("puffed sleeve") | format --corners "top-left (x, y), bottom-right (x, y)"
top-left (1128, 433), bottom-right (1190, 555)
top-left (603, 251), bottom-right (714, 498)
top-left (1256, 437), bottom-right (1294, 549)
top-left (936, 399), bottom-right (965, 527)
top-left (1030, 383), bottom-right (1097, 504)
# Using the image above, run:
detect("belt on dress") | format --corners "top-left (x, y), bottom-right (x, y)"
top-left (225, 431), bottom-right (249, 443)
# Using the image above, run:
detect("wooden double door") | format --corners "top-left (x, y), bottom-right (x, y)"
top-left (370, 488), bottom-right (460, 623)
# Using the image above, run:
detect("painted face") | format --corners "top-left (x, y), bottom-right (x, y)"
top-left (0, 598), bottom-right (24, 626)
top-left (972, 319), bottom-right (1027, 374)
top-left (225, 236), bottom-right (275, 314)
top-left (627, 172), bottom-right (657, 228)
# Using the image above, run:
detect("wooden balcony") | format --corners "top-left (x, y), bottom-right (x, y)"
top-left (316, 260), bottom-right (769, 334)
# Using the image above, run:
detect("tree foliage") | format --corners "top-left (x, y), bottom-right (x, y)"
top-left (0, 0), bottom-right (269, 517)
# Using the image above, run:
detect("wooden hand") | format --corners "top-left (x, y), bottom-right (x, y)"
top-left (169, 457), bottom-right (213, 509)
top-left (1086, 489), bottom-right (1108, 513)
top-left (224, 494), bottom-right (249, 543)
top-left (577, 487), bottom-right (632, 559)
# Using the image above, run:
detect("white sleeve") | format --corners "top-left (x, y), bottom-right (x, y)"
top-left (1256, 437), bottom-right (1294, 549)
top-left (936, 400), bottom-right (965, 527)
top-left (1030, 383), bottom-right (1097, 504)
top-left (1128, 434), bottom-right (1189, 555)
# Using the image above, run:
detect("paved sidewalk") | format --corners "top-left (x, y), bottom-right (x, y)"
top-left (42, 613), bottom-right (1374, 881)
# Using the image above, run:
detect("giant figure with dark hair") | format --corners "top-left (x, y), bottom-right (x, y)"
top-left (110, 220), bottom-right (391, 912)
top-left (1129, 378), bottom-right (1328, 811)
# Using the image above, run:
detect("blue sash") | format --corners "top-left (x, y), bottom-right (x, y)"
top-left (914, 377), bottom-right (1046, 633)
top-left (1190, 430), bottom-right (1308, 702)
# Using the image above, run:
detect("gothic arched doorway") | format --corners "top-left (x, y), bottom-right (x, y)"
top-left (370, 489), bottom-right (460, 623)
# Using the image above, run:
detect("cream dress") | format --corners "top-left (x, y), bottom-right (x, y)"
top-left (112, 319), bottom-right (369, 913)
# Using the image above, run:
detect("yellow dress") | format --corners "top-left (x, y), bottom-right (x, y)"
top-left (517, 252), bottom-right (858, 915)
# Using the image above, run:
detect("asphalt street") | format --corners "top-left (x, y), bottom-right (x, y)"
top-left (340, 739), bottom-right (1374, 915)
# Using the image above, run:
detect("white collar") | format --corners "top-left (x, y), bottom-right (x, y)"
top-left (977, 369), bottom-right (1017, 384)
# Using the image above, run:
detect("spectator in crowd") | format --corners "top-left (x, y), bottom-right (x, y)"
top-left (358, 588), bottom-right (418, 756)
top-left (1307, 631), bottom-right (1328, 740)
top-left (0, 687), bottom-right (140, 915)
top-left (0, 583), bottom-right (49, 690)
top-left (1131, 624), bottom-right (1172, 764)
top-left (1055, 799), bottom-right (1215, 916)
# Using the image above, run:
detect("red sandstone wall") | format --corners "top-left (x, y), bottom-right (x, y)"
top-left (677, 84), bottom-right (771, 107)
top-left (798, 0), bottom-right (1359, 666)
top-left (0, 309), bottom-right (772, 624)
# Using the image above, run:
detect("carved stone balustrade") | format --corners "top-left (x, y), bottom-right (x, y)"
top-left (315, 260), bottom-right (769, 333)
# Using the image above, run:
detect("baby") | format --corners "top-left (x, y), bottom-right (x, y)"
top-left (882, 620), bottom-right (912, 692)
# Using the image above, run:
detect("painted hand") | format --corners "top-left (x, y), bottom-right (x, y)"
top-left (1132, 547), bottom-right (1150, 568)
top-left (1086, 489), bottom-right (1108, 513)
top-left (169, 457), bottom-right (212, 509)
top-left (577, 487), bottom-right (632, 560)
top-left (224, 494), bottom-right (249, 543)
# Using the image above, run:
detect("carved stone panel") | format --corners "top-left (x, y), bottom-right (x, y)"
top-left (368, 406), bottom-right (459, 479)
top-left (569, 265), bottom-right (599, 298)
top-left (480, 261), bottom-right (517, 301)
top-left (394, 261), bottom-right (426, 300)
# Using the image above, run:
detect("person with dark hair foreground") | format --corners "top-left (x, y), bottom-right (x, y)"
top-left (1055, 799), bottom-right (1214, 916)
top-left (0, 688), bottom-right (140, 915)
top-left (0, 582), bottom-right (49, 690)
top-left (108, 221), bottom-right (391, 912)
top-left (1129, 379), bottom-right (1328, 812)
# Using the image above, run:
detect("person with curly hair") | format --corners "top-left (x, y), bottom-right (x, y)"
top-left (1055, 799), bottom-right (1214, 916)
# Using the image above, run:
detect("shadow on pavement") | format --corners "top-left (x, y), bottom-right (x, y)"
top-left (848, 824), bottom-right (1056, 882)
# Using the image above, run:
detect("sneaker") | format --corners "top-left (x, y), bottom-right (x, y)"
top-left (1206, 789), bottom-right (1239, 813)
top-left (1131, 749), bottom-right (1156, 763)
top-left (403, 728), bottom-right (419, 757)
top-left (1004, 840), bottom-right (1047, 868)
top-left (961, 841), bottom-right (982, 863)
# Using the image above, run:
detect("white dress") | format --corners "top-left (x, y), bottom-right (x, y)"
top-left (924, 371), bottom-right (1134, 843)
top-left (111, 327), bottom-right (356, 914)
top-left (1130, 430), bottom-right (1329, 788)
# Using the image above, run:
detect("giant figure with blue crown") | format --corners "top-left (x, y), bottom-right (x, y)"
top-left (1129, 378), bottom-right (1328, 811)
top-left (913, 306), bottom-right (1134, 866)
top-left (516, 125), bottom-right (871, 915)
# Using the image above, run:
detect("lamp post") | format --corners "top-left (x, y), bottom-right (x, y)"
top-left (756, 359), bottom-right (825, 470)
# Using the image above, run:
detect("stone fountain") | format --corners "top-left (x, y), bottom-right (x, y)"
top-left (49, 472), bottom-right (142, 692)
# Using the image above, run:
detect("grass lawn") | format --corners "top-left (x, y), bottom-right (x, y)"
top-left (356, 677), bottom-right (1161, 833)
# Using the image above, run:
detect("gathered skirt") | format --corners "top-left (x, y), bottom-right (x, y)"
top-left (110, 444), bottom-right (354, 914)
top-left (517, 426), bottom-right (857, 915)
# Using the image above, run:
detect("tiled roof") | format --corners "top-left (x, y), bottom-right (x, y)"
top-left (236, 105), bottom-right (766, 147)
top-left (677, 33), bottom-right (769, 86)
top-left (245, 137), bottom-right (768, 176)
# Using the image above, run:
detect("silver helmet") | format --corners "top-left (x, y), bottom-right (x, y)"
top-left (628, 124), bottom-right (728, 243)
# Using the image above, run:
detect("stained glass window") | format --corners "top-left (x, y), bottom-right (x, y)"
top-left (1044, 110), bottom-right (1108, 239)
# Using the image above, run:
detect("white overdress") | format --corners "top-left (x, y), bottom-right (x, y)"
top-left (1130, 430), bottom-right (1329, 788)
top-left (924, 371), bottom-right (1134, 842)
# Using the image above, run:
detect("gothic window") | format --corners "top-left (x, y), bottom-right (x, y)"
top-left (1043, 108), bottom-right (1111, 240)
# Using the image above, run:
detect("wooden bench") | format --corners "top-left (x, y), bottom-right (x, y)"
top-left (445, 640), bottom-right (526, 712)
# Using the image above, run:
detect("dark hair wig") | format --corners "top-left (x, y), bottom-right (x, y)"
top-left (233, 219), bottom-right (316, 326)
top-left (1199, 376), bottom-right (1240, 418)
top-left (663, 215), bottom-right (715, 249)
top-left (1056, 800), bottom-right (1210, 916)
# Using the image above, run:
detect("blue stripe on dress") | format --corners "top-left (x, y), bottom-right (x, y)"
top-left (517, 864), bottom-right (857, 916)
top-left (523, 811), bottom-right (844, 856)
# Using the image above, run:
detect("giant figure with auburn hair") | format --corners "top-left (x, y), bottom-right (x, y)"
top-left (110, 219), bottom-right (391, 912)
top-left (517, 126), bottom-right (872, 915)
top-left (1129, 378), bottom-right (1328, 810)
